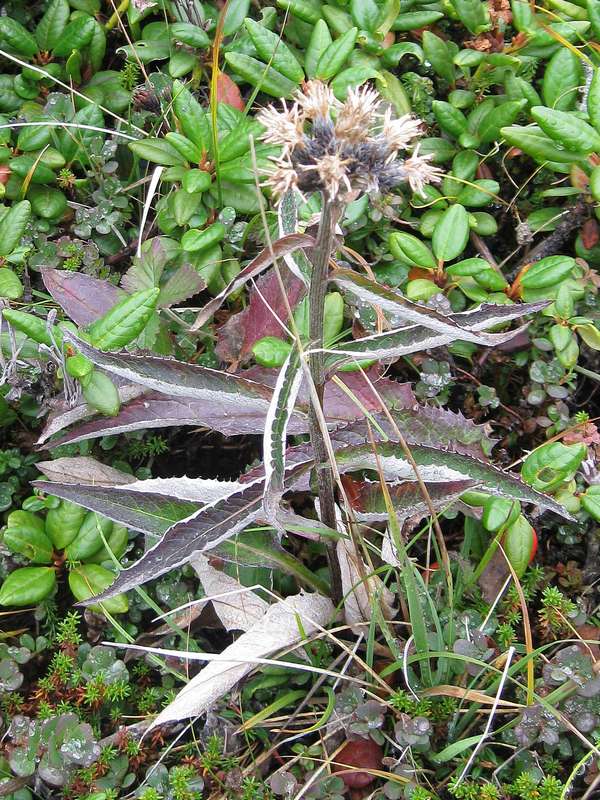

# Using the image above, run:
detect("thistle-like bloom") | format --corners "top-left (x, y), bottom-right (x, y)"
top-left (257, 80), bottom-right (443, 203)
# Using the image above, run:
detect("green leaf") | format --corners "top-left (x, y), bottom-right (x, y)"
top-left (432, 204), bottom-right (470, 263)
top-left (169, 22), bottom-right (210, 49)
top-left (3, 526), bottom-right (53, 564)
top-left (36, 0), bottom-right (70, 51)
top-left (82, 371), bottom-right (121, 417)
top-left (389, 231), bottom-right (436, 269)
top-left (588, 68), bottom-right (600, 134)
top-left (451, 0), bottom-right (491, 34)
top-left (542, 47), bottom-right (582, 111)
top-left (168, 49), bottom-right (196, 78)
top-left (10, 154), bottom-right (56, 185)
top-left (0, 200), bottom-right (31, 257)
top-left (65, 512), bottom-right (112, 561)
top-left (582, 485), bottom-right (600, 521)
top-left (455, 180), bottom-right (499, 207)
top-left (52, 14), bottom-right (96, 57)
top-left (28, 185), bottom-right (68, 220)
top-left (331, 66), bottom-right (380, 100)
top-left (305, 19), bottom-right (333, 79)
top-left (244, 18), bottom-right (304, 82)
top-left (315, 27), bottom-right (358, 80)
top-left (87, 288), bottom-right (160, 350)
top-left (422, 31), bottom-right (455, 84)
top-left (574, 322), bottom-right (600, 350)
top-left (0, 268), bottom-right (23, 300)
top-left (45, 500), bottom-right (87, 550)
top-left (519, 255), bottom-right (575, 289)
top-left (223, 0), bottom-right (251, 36)
top-left (224, 52), bottom-right (297, 97)
top-left (56, 104), bottom-right (104, 164)
top-left (88, 19), bottom-right (106, 72)
top-left (0, 567), bottom-right (56, 606)
top-left (0, 18), bottom-right (39, 57)
top-left (129, 138), bottom-right (187, 166)
top-left (69, 564), bottom-right (128, 613)
top-left (478, 99), bottom-right (527, 144)
top-left (521, 441), bottom-right (586, 492)
top-left (350, 0), bottom-right (381, 31)
top-left (531, 106), bottom-right (600, 153)
top-left (172, 80), bottom-right (211, 153)
top-left (500, 125), bottom-right (583, 164)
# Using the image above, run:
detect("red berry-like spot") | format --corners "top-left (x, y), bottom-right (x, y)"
top-left (529, 528), bottom-right (538, 564)
top-left (334, 739), bottom-right (383, 788)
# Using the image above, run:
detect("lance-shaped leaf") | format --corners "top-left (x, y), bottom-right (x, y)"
top-left (346, 478), bottom-right (478, 522)
top-left (325, 299), bottom-right (550, 368)
top-left (33, 476), bottom-right (239, 536)
top-left (190, 233), bottom-right (314, 330)
top-left (66, 479), bottom-right (267, 603)
top-left (62, 333), bottom-right (311, 433)
top-left (333, 442), bottom-right (571, 518)
top-left (241, 404), bottom-right (495, 486)
top-left (332, 269), bottom-right (528, 342)
top-left (42, 268), bottom-right (125, 326)
top-left (278, 190), bottom-right (312, 284)
top-left (43, 391), bottom-right (309, 447)
top-left (37, 384), bottom-right (146, 445)
top-left (262, 348), bottom-right (304, 523)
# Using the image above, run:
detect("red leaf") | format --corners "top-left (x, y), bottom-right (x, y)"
top-left (334, 739), bottom-right (383, 788)
top-left (582, 219), bottom-right (599, 250)
top-left (216, 267), bottom-right (306, 365)
top-left (216, 72), bottom-right (244, 111)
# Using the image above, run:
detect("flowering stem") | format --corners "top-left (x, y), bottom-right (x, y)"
top-left (307, 196), bottom-right (343, 605)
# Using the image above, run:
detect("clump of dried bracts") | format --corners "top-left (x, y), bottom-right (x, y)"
top-left (258, 80), bottom-right (443, 202)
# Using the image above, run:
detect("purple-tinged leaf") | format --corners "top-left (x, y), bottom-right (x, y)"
top-left (242, 404), bottom-right (494, 485)
top-left (263, 349), bottom-right (304, 523)
top-left (73, 479), bottom-right (267, 603)
top-left (33, 476), bottom-right (245, 536)
top-left (325, 299), bottom-right (551, 369)
top-left (243, 366), bottom-right (416, 422)
top-left (42, 268), bottom-right (125, 326)
top-left (63, 331), bottom-right (295, 413)
top-left (44, 389), bottom-right (309, 447)
top-left (37, 384), bottom-right (146, 445)
top-left (190, 233), bottom-right (314, 331)
top-left (332, 269), bottom-right (520, 341)
top-left (333, 442), bottom-right (571, 518)
top-left (347, 478), bottom-right (478, 521)
top-left (216, 266), bottom-right (306, 365)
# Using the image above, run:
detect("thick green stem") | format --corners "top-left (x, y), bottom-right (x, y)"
top-left (307, 198), bottom-right (343, 606)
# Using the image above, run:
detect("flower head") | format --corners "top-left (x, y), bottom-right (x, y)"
top-left (401, 144), bottom-right (444, 198)
top-left (259, 80), bottom-right (442, 202)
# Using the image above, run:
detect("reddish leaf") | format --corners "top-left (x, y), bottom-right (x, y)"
top-left (334, 739), bottom-right (383, 788)
top-left (582, 219), bottom-right (599, 250)
top-left (216, 267), bottom-right (306, 364)
top-left (42, 268), bottom-right (125, 326)
top-left (243, 365), bottom-right (416, 422)
top-left (216, 72), bottom-right (244, 110)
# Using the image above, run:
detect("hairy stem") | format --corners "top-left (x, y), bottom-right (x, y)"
top-left (307, 197), bottom-right (343, 605)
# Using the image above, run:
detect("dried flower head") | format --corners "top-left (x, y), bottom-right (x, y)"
top-left (257, 80), bottom-right (442, 203)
